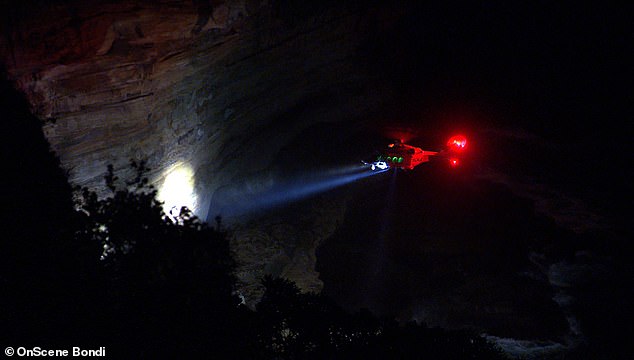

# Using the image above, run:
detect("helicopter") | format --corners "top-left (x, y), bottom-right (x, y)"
top-left (369, 135), bottom-right (467, 171)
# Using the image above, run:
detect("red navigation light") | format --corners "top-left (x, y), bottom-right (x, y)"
top-left (447, 135), bottom-right (467, 151)
top-left (449, 158), bottom-right (459, 167)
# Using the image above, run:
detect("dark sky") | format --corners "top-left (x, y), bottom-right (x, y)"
top-left (359, 1), bottom-right (632, 228)
top-left (370, 2), bottom-right (630, 135)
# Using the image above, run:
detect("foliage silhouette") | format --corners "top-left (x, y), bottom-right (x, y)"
top-left (254, 276), bottom-right (508, 359)
top-left (73, 161), bottom-right (245, 358)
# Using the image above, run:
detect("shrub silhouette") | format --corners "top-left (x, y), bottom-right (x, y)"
top-left (73, 161), bottom-right (242, 357)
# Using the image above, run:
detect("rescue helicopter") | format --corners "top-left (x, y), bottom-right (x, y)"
top-left (368, 135), bottom-right (467, 171)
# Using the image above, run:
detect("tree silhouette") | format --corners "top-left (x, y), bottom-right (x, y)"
top-left (254, 276), bottom-right (507, 359)
top-left (73, 161), bottom-right (244, 357)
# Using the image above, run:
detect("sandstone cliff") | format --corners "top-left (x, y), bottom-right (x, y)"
top-left (1, 0), bottom-right (389, 295)
top-left (1, 0), bottom-right (383, 217)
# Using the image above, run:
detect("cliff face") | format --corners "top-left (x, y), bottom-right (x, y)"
top-left (3, 1), bottom-right (237, 214)
top-left (1, 0), bottom-right (387, 296)
top-left (1, 0), bottom-right (382, 218)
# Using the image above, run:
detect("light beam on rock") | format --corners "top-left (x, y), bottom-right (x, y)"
top-left (209, 165), bottom-right (389, 220)
top-left (158, 162), bottom-right (197, 216)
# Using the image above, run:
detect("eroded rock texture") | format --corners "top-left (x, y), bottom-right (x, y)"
top-left (1, 0), bottom-right (380, 215)
top-left (1, 0), bottom-right (384, 295)
top-left (232, 195), bottom-right (348, 305)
